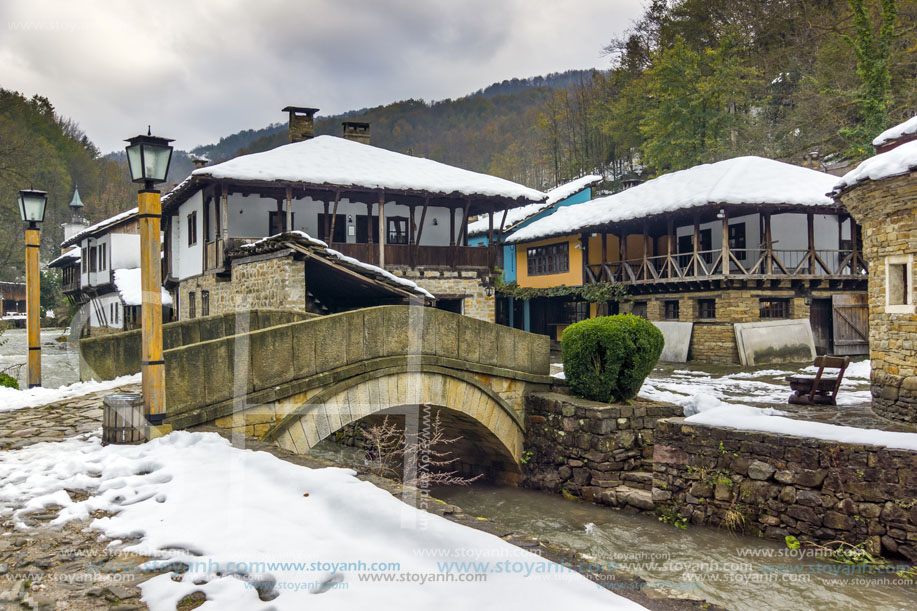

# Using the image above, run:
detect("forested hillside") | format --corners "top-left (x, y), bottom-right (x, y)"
top-left (0, 90), bottom-right (134, 282)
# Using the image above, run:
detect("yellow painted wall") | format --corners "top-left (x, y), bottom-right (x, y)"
top-left (515, 234), bottom-right (583, 288)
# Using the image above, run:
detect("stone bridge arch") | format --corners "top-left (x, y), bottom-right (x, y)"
top-left (264, 366), bottom-right (525, 478)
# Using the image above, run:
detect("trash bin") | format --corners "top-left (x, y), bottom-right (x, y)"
top-left (102, 393), bottom-right (145, 445)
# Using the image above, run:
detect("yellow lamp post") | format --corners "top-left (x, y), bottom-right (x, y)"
top-left (17, 188), bottom-right (48, 388)
top-left (125, 129), bottom-right (173, 427)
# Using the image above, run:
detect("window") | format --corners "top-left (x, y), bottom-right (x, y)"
top-left (81, 247), bottom-right (88, 273)
top-left (677, 229), bottom-right (713, 268)
top-left (728, 223), bottom-right (746, 258)
top-left (188, 291), bottom-right (196, 319)
top-left (187, 211), bottom-right (198, 246)
top-left (98, 243), bottom-right (107, 271)
top-left (268, 211), bottom-right (293, 235)
top-left (317, 213), bottom-right (347, 243)
top-left (759, 298), bottom-right (790, 319)
top-left (527, 242), bottom-right (569, 276)
top-left (89, 246), bottom-right (97, 273)
top-left (632, 301), bottom-right (648, 319)
top-left (886, 255), bottom-right (914, 313)
top-left (562, 301), bottom-right (589, 323)
top-left (201, 290), bottom-right (210, 317)
top-left (387, 217), bottom-right (409, 245)
top-left (698, 299), bottom-right (716, 320)
top-left (665, 300), bottom-right (680, 320)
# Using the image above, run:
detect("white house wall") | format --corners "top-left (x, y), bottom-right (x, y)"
top-left (175, 190), bottom-right (204, 281)
top-left (110, 233), bottom-right (140, 270)
top-left (87, 292), bottom-right (124, 329)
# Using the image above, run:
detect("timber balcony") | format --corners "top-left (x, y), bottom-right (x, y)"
top-left (586, 248), bottom-right (867, 288)
top-left (202, 237), bottom-right (495, 272)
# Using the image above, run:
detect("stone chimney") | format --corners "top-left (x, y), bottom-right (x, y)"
top-left (190, 155), bottom-right (210, 169)
top-left (342, 121), bottom-right (371, 145)
top-left (283, 106), bottom-right (319, 143)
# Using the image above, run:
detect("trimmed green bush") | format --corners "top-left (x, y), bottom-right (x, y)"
top-left (0, 372), bottom-right (18, 390)
top-left (561, 314), bottom-right (664, 402)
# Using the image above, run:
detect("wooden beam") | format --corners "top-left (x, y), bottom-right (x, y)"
top-left (285, 186), bottom-right (293, 232)
top-left (449, 204), bottom-right (455, 247)
top-left (807, 212), bottom-right (815, 275)
top-left (415, 197), bottom-right (430, 247)
top-left (763, 212), bottom-right (773, 275)
top-left (665, 218), bottom-right (674, 278)
top-left (601, 232), bottom-right (608, 281)
top-left (322, 200), bottom-right (329, 241)
top-left (329, 190), bottom-right (340, 245)
top-left (693, 213), bottom-right (700, 277)
top-left (721, 209), bottom-right (730, 276)
top-left (379, 191), bottom-right (386, 268)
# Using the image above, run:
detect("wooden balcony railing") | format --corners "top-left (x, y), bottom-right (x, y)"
top-left (329, 242), bottom-right (494, 269)
top-left (585, 249), bottom-right (867, 285)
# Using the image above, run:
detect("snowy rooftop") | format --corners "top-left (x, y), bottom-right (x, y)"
top-left (833, 139), bottom-right (917, 193)
top-left (237, 231), bottom-right (435, 300)
top-left (47, 249), bottom-right (81, 268)
top-left (113, 268), bottom-right (173, 307)
top-left (61, 207), bottom-right (138, 248)
top-left (507, 157), bottom-right (837, 244)
top-left (467, 174), bottom-right (602, 237)
top-left (189, 136), bottom-right (546, 202)
top-left (872, 116), bottom-right (917, 147)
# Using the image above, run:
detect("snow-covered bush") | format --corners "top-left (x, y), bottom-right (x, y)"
top-left (561, 314), bottom-right (663, 402)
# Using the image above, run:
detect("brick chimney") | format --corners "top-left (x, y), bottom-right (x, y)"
top-left (190, 155), bottom-right (210, 169)
top-left (342, 121), bottom-right (370, 145)
top-left (283, 106), bottom-right (319, 143)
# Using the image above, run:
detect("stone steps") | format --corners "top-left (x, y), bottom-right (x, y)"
top-left (614, 485), bottom-right (655, 511)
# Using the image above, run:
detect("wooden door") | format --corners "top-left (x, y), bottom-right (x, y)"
top-left (809, 298), bottom-right (833, 355)
top-left (832, 293), bottom-right (869, 355)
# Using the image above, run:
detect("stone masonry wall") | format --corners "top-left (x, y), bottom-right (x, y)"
top-left (840, 172), bottom-right (917, 423)
top-left (654, 418), bottom-right (917, 561)
top-left (523, 392), bottom-right (682, 510)
top-left (622, 288), bottom-right (818, 364)
top-left (395, 268), bottom-right (495, 322)
top-left (177, 252), bottom-right (306, 320)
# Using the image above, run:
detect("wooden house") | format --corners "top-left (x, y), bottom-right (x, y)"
top-left (504, 156), bottom-right (868, 364)
top-left (160, 107), bottom-right (545, 322)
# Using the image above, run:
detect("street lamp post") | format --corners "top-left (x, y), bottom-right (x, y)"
top-left (125, 129), bottom-right (173, 427)
top-left (18, 188), bottom-right (47, 388)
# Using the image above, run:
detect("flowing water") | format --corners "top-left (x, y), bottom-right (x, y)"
top-left (308, 439), bottom-right (917, 610)
top-left (0, 327), bottom-right (80, 389)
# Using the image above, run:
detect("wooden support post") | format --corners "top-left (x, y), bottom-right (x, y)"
top-left (721, 209), bottom-right (730, 276)
top-left (582, 233), bottom-right (589, 284)
top-left (220, 186), bottom-right (228, 242)
top-left (461, 198), bottom-right (471, 246)
top-left (24, 226), bottom-right (40, 388)
top-left (601, 232), bottom-right (608, 281)
top-left (764, 212), bottom-right (774, 275)
top-left (693, 213), bottom-right (700, 277)
top-left (666, 218), bottom-right (674, 277)
top-left (416, 197), bottom-right (429, 247)
top-left (409, 205), bottom-right (415, 245)
top-left (852, 219), bottom-right (861, 273)
top-left (619, 229), bottom-right (627, 281)
top-left (378, 192), bottom-right (386, 268)
top-left (449, 205), bottom-right (455, 247)
top-left (285, 187), bottom-right (293, 232)
top-left (323, 200), bottom-right (329, 240)
top-left (807, 212), bottom-right (815, 275)
top-left (642, 222), bottom-right (650, 279)
top-left (138, 189), bottom-right (165, 420)
top-left (329, 191), bottom-right (340, 244)
top-left (488, 210), bottom-right (494, 246)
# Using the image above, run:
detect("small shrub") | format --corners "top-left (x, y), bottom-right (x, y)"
top-left (0, 372), bottom-right (17, 390)
top-left (561, 314), bottom-right (664, 402)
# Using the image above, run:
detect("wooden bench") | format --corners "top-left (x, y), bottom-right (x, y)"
top-left (786, 355), bottom-right (850, 406)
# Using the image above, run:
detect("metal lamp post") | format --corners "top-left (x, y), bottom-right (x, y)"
top-left (125, 129), bottom-right (173, 427)
top-left (18, 188), bottom-right (47, 388)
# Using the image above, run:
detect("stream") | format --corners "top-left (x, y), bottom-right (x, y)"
top-left (309, 439), bottom-right (917, 611)
top-left (0, 327), bottom-right (79, 389)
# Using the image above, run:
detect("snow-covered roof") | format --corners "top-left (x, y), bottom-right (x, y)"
top-left (190, 136), bottom-right (546, 202)
top-left (872, 116), bottom-right (917, 147)
top-left (833, 139), bottom-right (917, 194)
top-left (237, 231), bottom-right (435, 300)
top-left (61, 207), bottom-right (138, 248)
top-left (47, 249), bottom-right (81, 268)
top-left (507, 157), bottom-right (837, 243)
top-left (113, 268), bottom-right (173, 307)
top-left (467, 174), bottom-right (602, 238)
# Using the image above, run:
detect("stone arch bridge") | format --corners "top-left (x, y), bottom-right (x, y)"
top-left (81, 306), bottom-right (552, 480)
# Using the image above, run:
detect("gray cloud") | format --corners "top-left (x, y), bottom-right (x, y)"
top-left (0, 0), bottom-right (643, 152)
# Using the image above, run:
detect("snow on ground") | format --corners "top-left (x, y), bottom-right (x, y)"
top-left (0, 374), bottom-right (140, 412)
top-left (0, 431), bottom-right (644, 611)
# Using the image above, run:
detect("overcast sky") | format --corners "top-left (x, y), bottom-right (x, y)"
top-left (2, 0), bottom-right (644, 153)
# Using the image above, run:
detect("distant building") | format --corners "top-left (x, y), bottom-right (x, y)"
top-left (504, 156), bottom-right (868, 364)
top-left (160, 107), bottom-right (545, 322)
top-left (832, 116), bottom-right (917, 423)
top-left (48, 187), bottom-right (90, 302)
top-left (0, 282), bottom-right (26, 325)
top-left (467, 175), bottom-right (603, 328)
